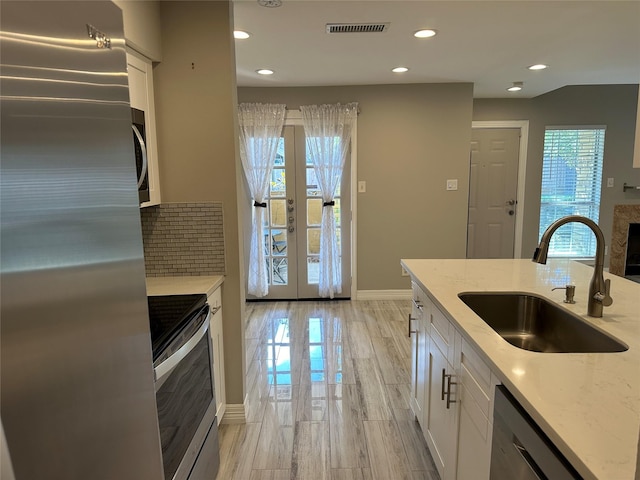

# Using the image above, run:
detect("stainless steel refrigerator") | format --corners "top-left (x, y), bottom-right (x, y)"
top-left (1, 2), bottom-right (164, 479)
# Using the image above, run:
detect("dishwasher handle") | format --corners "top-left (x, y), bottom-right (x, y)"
top-left (512, 437), bottom-right (545, 480)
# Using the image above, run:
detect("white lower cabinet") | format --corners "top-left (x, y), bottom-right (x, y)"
top-left (424, 336), bottom-right (459, 480)
top-left (207, 287), bottom-right (226, 420)
top-left (456, 337), bottom-right (500, 480)
top-left (409, 284), bottom-right (500, 480)
top-left (410, 282), bottom-right (429, 427)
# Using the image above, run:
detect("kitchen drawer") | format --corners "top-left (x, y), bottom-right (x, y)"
top-left (460, 338), bottom-right (500, 422)
top-left (460, 380), bottom-right (490, 443)
top-left (460, 362), bottom-right (491, 420)
top-left (461, 338), bottom-right (492, 395)
top-left (429, 302), bottom-right (452, 358)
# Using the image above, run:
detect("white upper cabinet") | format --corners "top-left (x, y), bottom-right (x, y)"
top-left (127, 51), bottom-right (161, 207)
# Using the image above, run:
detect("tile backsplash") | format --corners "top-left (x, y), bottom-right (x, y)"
top-left (140, 203), bottom-right (225, 276)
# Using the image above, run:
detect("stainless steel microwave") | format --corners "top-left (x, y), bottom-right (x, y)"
top-left (131, 107), bottom-right (149, 204)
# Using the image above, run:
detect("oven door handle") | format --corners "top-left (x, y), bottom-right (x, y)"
top-left (132, 124), bottom-right (148, 189)
top-left (154, 310), bottom-right (211, 383)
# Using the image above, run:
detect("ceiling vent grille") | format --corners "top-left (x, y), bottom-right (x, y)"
top-left (326, 23), bottom-right (389, 34)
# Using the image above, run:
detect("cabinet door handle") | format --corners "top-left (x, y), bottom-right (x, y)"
top-left (407, 314), bottom-right (417, 337)
top-left (441, 368), bottom-right (446, 400)
top-left (445, 373), bottom-right (457, 409)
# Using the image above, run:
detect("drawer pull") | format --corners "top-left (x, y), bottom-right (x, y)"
top-left (445, 373), bottom-right (457, 409)
top-left (408, 314), bottom-right (417, 337)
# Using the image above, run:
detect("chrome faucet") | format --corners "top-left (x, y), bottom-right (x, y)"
top-left (532, 215), bottom-right (613, 317)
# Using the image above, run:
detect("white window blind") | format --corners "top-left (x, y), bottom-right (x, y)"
top-left (539, 126), bottom-right (606, 258)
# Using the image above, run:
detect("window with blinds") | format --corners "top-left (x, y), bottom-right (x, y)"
top-left (539, 127), bottom-right (606, 258)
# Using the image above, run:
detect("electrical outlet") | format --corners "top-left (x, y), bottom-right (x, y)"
top-left (401, 267), bottom-right (409, 277)
top-left (446, 179), bottom-right (458, 191)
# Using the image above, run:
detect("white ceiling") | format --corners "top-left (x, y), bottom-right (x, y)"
top-left (232, 0), bottom-right (640, 98)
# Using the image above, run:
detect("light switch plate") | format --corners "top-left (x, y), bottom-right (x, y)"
top-left (358, 181), bottom-right (366, 193)
top-left (446, 179), bottom-right (458, 191)
top-left (607, 178), bottom-right (614, 188)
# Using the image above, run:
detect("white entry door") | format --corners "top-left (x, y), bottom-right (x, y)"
top-left (256, 125), bottom-right (351, 300)
top-left (467, 128), bottom-right (520, 258)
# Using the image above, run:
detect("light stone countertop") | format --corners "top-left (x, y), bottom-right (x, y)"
top-left (400, 258), bottom-right (640, 480)
top-left (145, 275), bottom-right (224, 297)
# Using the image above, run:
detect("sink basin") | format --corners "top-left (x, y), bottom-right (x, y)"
top-left (458, 292), bottom-right (628, 353)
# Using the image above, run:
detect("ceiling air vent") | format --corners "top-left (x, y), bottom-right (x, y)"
top-left (326, 23), bottom-right (389, 34)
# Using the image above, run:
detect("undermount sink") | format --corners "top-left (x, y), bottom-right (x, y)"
top-left (458, 292), bottom-right (628, 353)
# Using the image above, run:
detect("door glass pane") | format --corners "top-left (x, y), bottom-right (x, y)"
top-left (307, 228), bottom-right (320, 255)
top-left (272, 257), bottom-right (288, 285)
top-left (270, 168), bottom-right (286, 197)
top-left (270, 199), bottom-right (286, 227)
top-left (306, 168), bottom-right (321, 197)
top-left (333, 199), bottom-right (341, 227)
top-left (307, 257), bottom-right (319, 284)
top-left (307, 199), bottom-right (322, 226)
top-left (271, 229), bottom-right (287, 256)
top-left (275, 138), bottom-right (285, 166)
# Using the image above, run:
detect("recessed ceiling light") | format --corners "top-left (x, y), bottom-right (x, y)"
top-left (414, 29), bottom-right (437, 38)
top-left (258, 0), bottom-right (282, 7)
top-left (392, 67), bottom-right (409, 73)
top-left (528, 64), bottom-right (548, 71)
top-left (256, 69), bottom-right (274, 75)
top-left (234, 30), bottom-right (251, 40)
top-left (507, 81), bottom-right (523, 92)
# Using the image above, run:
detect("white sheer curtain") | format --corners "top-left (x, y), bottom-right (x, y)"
top-left (238, 103), bottom-right (286, 297)
top-left (301, 102), bottom-right (358, 298)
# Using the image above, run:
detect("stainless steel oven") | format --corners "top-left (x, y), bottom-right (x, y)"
top-left (148, 294), bottom-right (220, 480)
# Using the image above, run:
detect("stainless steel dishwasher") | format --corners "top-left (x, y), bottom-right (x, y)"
top-left (490, 385), bottom-right (582, 480)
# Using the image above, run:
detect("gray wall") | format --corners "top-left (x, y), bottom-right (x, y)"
top-left (153, 1), bottom-right (246, 406)
top-left (240, 84), bottom-right (639, 292)
top-left (474, 84), bottom-right (640, 263)
top-left (238, 83), bottom-right (474, 291)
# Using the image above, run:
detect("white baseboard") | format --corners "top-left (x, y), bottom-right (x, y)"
top-left (220, 404), bottom-right (245, 424)
top-left (355, 289), bottom-right (412, 300)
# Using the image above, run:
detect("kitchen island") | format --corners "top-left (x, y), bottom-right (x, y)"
top-left (401, 258), bottom-right (639, 480)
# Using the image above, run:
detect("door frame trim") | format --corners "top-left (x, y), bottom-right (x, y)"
top-left (471, 120), bottom-right (529, 258)
top-left (284, 110), bottom-right (358, 298)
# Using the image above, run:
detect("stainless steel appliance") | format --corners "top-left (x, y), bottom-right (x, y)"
top-left (148, 294), bottom-right (220, 480)
top-left (0, 2), bottom-right (164, 479)
top-left (490, 386), bottom-right (581, 480)
top-left (132, 107), bottom-right (150, 203)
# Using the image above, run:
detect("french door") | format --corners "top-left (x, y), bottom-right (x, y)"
top-left (255, 125), bottom-right (351, 300)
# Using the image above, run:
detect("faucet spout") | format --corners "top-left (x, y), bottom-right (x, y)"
top-left (532, 215), bottom-right (612, 317)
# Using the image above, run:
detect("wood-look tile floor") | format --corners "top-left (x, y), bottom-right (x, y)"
top-left (217, 300), bottom-right (439, 480)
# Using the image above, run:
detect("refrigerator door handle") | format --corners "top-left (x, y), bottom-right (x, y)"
top-left (132, 124), bottom-right (148, 189)
top-left (154, 310), bottom-right (211, 383)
